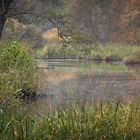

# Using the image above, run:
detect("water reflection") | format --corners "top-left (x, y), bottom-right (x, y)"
top-left (25, 59), bottom-right (140, 115)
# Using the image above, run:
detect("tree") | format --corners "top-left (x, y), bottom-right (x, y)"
top-left (65, 0), bottom-right (140, 44)
top-left (0, 0), bottom-right (66, 40)
top-left (0, 0), bottom-right (13, 38)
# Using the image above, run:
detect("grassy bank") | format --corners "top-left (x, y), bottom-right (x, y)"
top-left (0, 102), bottom-right (140, 140)
top-left (0, 41), bottom-right (37, 110)
top-left (1, 42), bottom-right (140, 140)
top-left (36, 43), bottom-right (140, 64)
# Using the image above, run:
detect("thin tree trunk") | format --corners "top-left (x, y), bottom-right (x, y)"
top-left (0, 15), bottom-right (6, 39)
top-left (0, 0), bottom-right (13, 39)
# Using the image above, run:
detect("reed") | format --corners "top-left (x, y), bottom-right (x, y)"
top-left (0, 102), bottom-right (140, 140)
top-left (0, 41), bottom-right (37, 111)
top-left (36, 43), bottom-right (140, 64)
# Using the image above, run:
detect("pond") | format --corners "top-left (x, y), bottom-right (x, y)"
top-left (24, 59), bottom-right (140, 115)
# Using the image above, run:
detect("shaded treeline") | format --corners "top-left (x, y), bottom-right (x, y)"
top-left (1, 0), bottom-right (140, 45)
top-left (0, 0), bottom-right (13, 38)
top-left (66, 0), bottom-right (140, 44)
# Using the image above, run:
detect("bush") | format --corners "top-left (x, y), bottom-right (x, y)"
top-left (0, 42), bottom-right (37, 110)
top-left (0, 41), bottom-right (36, 71)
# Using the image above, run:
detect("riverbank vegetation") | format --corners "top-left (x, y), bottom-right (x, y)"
top-left (1, 1), bottom-right (140, 139)
top-left (0, 102), bottom-right (140, 140)
top-left (0, 42), bottom-right (37, 111)
top-left (1, 42), bottom-right (140, 140)
top-left (35, 43), bottom-right (140, 64)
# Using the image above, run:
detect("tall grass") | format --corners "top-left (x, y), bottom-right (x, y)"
top-left (0, 102), bottom-right (140, 140)
top-left (0, 42), bottom-right (140, 139)
top-left (0, 41), bottom-right (37, 111)
top-left (36, 43), bottom-right (140, 63)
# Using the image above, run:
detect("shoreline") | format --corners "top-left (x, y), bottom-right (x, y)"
top-left (35, 58), bottom-right (140, 65)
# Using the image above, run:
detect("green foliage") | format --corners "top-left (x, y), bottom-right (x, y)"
top-left (125, 48), bottom-right (140, 64)
top-left (0, 41), bottom-right (37, 110)
top-left (46, 44), bottom-right (85, 59)
top-left (0, 102), bottom-right (140, 140)
top-left (36, 43), bottom-right (140, 63)
top-left (0, 41), bottom-right (36, 72)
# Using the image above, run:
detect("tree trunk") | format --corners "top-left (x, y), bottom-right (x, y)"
top-left (0, 15), bottom-right (6, 39)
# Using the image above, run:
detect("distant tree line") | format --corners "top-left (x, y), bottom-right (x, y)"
top-left (0, 0), bottom-right (140, 44)
top-left (65, 0), bottom-right (140, 44)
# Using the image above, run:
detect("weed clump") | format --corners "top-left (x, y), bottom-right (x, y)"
top-left (0, 41), bottom-right (37, 110)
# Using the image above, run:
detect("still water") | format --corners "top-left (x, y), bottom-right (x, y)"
top-left (25, 59), bottom-right (140, 115)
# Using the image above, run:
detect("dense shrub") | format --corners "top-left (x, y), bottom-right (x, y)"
top-left (0, 41), bottom-right (36, 71)
top-left (0, 42), bottom-right (37, 110)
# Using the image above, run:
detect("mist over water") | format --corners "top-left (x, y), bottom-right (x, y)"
top-left (24, 59), bottom-right (140, 115)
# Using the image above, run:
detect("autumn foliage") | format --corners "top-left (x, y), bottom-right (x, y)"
top-left (66, 0), bottom-right (140, 44)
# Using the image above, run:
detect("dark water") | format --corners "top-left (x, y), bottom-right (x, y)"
top-left (24, 59), bottom-right (140, 115)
